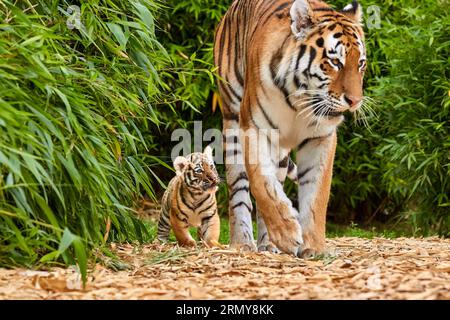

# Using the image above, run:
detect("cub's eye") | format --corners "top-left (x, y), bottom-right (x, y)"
top-left (194, 166), bottom-right (203, 174)
top-left (330, 58), bottom-right (343, 69)
top-left (358, 59), bottom-right (366, 70)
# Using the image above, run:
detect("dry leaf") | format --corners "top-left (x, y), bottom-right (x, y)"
top-left (189, 286), bottom-right (208, 299)
top-left (1, 237), bottom-right (449, 300)
top-left (434, 264), bottom-right (450, 273)
top-left (35, 277), bottom-right (69, 292)
top-left (340, 259), bottom-right (353, 268)
top-left (21, 271), bottom-right (51, 277)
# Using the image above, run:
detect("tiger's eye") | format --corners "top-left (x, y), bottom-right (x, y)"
top-left (359, 59), bottom-right (366, 69)
top-left (331, 58), bottom-right (342, 69)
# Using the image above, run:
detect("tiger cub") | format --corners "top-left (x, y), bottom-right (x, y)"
top-left (157, 147), bottom-right (221, 247)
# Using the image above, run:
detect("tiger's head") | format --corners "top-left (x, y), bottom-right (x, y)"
top-left (290, 0), bottom-right (366, 120)
top-left (174, 146), bottom-right (220, 192)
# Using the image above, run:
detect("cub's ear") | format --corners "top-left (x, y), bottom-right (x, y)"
top-left (342, 1), bottom-right (363, 24)
top-left (203, 146), bottom-right (214, 162)
top-left (173, 156), bottom-right (190, 176)
top-left (290, 0), bottom-right (318, 39)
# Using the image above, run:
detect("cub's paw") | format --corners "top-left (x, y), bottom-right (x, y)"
top-left (203, 240), bottom-right (225, 249)
top-left (179, 240), bottom-right (197, 248)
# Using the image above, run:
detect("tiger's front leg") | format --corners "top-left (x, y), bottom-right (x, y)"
top-left (170, 211), bottom-right (196, 248)
top-left (257, 155), bottom-right (296, 253)
top-left (198, 211), bottom-right (221, 248)
top-left (242, 128), bottom-right (304, 256)
top-left (223, 118), bottom-right (257, 251)
top-left (296, 131), bottom-right (337, 256)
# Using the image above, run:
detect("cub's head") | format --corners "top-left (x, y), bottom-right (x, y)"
top-left (174, 146), bottom-right (220, 192)
top-left (290, 0), bottom-right (366, 119)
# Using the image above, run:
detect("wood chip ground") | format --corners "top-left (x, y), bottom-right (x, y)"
top-left (0, 237), bottom-right (449, 300)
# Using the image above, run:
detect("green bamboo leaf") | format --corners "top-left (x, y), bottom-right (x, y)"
top-left (58, 228), bottom-right (76, 254)
top-left (106, 23), bottom-right (129, 50)
top-left (34, 194), bottom-right (60, 233)
top-left (132, 2), bottom-right (155, 32)
top-left (39, 251), bottom-right (60, 263)
top-left (73, 238), bottom-right (88, 286)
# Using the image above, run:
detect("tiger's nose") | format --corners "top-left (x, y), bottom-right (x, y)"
top-left (344, 95), bottom-right (362, 110)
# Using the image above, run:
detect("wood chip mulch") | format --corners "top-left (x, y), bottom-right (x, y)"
top-left (0, 237), bottom-right (449, 300)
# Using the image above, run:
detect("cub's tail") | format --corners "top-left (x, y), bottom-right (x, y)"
top-left (157, 191), bottom-right (171, 242)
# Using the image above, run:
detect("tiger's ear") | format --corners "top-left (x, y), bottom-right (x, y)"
top-left (342, 1), bottom-right (363, 24)
top-left (174, 156), bottom-right (189, 176)
top-left (203, 146), bottom-right (214, 162)
top-left (290, 0), bottom-right (318, 39)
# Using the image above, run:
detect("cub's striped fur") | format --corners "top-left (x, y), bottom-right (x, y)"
top-left (215, 0), bottom-right (367, 256)
top-left (157, 147), bottom-right (221, 247)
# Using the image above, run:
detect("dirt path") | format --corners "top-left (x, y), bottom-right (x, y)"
top-left (0, 237), bottom-right (449, 300)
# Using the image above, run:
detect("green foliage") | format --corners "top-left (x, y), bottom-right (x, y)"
top-left (330, 0), bottom-right (450, 236)
top-left (326, 222), bottom-right (407, 239)
top-left (156, 0), bottom-right (227, 127)
top-left (0, 0), bottom-right (172, 274)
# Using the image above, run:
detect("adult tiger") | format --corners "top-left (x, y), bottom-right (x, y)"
top-left (214, 0), bottom-right (367, 256)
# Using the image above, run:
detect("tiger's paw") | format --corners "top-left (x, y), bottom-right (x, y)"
top-left (257, 243), bottom-right (280, 254)
top-left (229, 241), bottom-right (257, 252)
top-left (298, 248), bottom-right (317, 259)
top-left (298, 232), bottom-right (326, 258)
top-left (229, 227), bottom-right (257, 252)
top-left (268, 218), bottom-right (304, 257)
